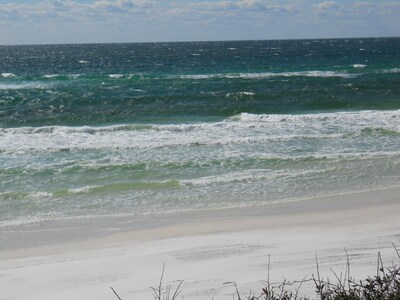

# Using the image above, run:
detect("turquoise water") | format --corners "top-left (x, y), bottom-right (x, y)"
top-left (1, 38), bottom-right (400, 229)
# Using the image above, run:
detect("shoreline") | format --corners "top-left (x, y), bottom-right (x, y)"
top-left (1, 187), bottom-right (400, 299)
top-left (1, 186), bottom-right (400, 261)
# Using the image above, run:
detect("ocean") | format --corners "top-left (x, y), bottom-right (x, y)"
top-left (1, 38), bottom-right (400, 247)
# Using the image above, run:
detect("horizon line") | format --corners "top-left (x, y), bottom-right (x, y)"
top-left (0, 35), bottom-right (399, 47)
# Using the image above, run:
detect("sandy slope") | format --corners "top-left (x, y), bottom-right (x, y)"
top-left (1, 187), bottom-right (400, 300)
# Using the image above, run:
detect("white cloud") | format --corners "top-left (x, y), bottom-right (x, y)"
top-left (238, 0), bottom-right (267, 10)
top-left (315, 1), bottom-right (339, 10)
top-left (312, 0), bottom-right (400, 18)
top-left (191, 0), bottom-right (296, 14)
top-left (313, 1), bottom-right (351, 18)
top-left (0, 0), bottom-right (160, 21)
top-left (0, 0), bottom-right (398, 44)
top-left (195, 1), bottom-right (237, 10)
top-left (353, 1), bottom-right (376, 9)
top-left (313, 1), bottom-right (342, 15)
top-left (93, 0), bottom-right (156, 10)
top-left (0, 0), bottom-right (397, 22)
top-left (0, 0), bottom-right (295, 24)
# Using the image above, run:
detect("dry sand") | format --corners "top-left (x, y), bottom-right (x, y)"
top-left (1, 187), bottom-right (400, 299)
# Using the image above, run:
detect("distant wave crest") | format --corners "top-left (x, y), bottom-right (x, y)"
top-left (1, 72), bottom-right (16, 78)
top-left (176, 70), bottom-right (358, 80)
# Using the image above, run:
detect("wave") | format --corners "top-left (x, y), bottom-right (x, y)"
top-left (1, 72), bottom-right (16, 78)
top-left (181, 168), bottom-right (336, 187)
top-left (0, 180), bottom-right (180, 201)
top-left (0, 191), bottom-right (53, 201)
top-left (1, 73), bottom-right (134, 83)
top-left (0, 82), bottom-right (48, 90)
top-left (101, 71), bottom-right (359, 80)
top-left (63, 180), bottom-right (180, 194)
top-left (42, 74), bottom-right (82, 80)
top-left (225, 91), bottom-right (255, 98)
top-left (352, 64), bottom-right (367, 68)
top-left (224, 112), bottom-right (400, 139)
top-left (3, 151), bottom-right (398, 184)
top-left (175, 70), bottom-right (359, 80)
top-left (380, 68), bottom-right (400, 74)
top-left (0, 69), bottom-right (366, 85)
top-left (42, 74), bottom-right (60, 78)
top-left (1, 110), bottom-right (399, 153)
top-left (358, 127), bottom-right (400, 137)
top-left (0, 124), bottom-right (153, 135)
top-left (23, 70), bottom-right (358, 82)
top-left (108, 74), bottom-right (125, 79)
top-left (4, 151), bottom-right (396, 201)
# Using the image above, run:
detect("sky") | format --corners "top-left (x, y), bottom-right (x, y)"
top-left (0, 0), bottom-right (399, 45)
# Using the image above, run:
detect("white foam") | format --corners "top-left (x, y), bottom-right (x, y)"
top-left (352, 64), bottom-right (367, 68)
top-left (381, 68), bottom-right (400, 74)
top-left (31, 192), bottom-right (53, 198)
top-left (42, 74), bottom-right (82, 79)
top-left (226, 91), bottom-right (255, 97)
top-left (0, 83), bottom-right (47, 90)
top-left (0, 215), bottom-right (46, 228)
top-left (178, 74), bottom-right (217, 79)
top-left (181, 168), bottom-right (331, 187)
top-left (78, 60), bottom-right (89, 64)
top-left (42, 74), bottom-right (59, 78)
top-left (177, 70), bottom-right (357, 80)
top-left (1, 110), bottom-right (399, 154)
top-left (1, 72), bottom-right (16, 78)
top-left (109, 74), bottom-right (124, 79)
top-left (68, 74), bottom-right (82, 79)
top-left (67, 185), bottom-right (96, 194)
top-left (230, 110), bottom-right (400, 125)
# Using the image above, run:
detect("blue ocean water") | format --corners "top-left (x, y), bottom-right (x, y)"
top-left (1, 38), bottom-right (400, 232)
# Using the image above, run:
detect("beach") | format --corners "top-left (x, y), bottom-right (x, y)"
top-left (1, 187), bottom-right (400, 300)
top-left (1, 38), bottom-right (400, 299)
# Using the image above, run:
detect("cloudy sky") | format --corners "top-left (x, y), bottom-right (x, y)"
top-left (0, 0), bottom-right (399, 45)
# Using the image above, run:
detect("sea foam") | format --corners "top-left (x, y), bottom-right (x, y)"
top-left (177, 70), bottom-right (358, 80)
top-left (1, 110), bottom-right (399, 154)
top-left (1, 72), bottom-right (16, 78)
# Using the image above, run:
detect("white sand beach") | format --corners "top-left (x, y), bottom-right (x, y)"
top-left (1, 187), bottom-right (400, 300)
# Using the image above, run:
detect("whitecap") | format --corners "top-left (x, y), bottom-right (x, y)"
top-left (226, 91), bottom-right (255, 97)
top-left (178, 74), bottom-right (219, 79)
top-left (109, 74), bottom-right (124, 79)
top-left (181, 168), bottom-right (337, 187)
top-left (1, 110), bottom-right (399, 155)
top-left (1, 72), bottom-right (16, 78)
top-left (381, 68), bottom-right (400, 74)
top-left (352, 64), bottom-right (367, 68)
top-left (42, 74), bottom-right (59, 78)
top-left (31, 192), bottom-right (53, 198)
top-left (0, 83), bottom-right (46, 90)
top-left (68, 74), bottom-right (82, 79)
top-left (177, 70), bottom-right (356, 80)
top-left (67, 185), bottom-right (96, 194)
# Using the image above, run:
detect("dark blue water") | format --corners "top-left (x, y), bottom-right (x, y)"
top-left (1, 38), bottom-right (399, 127)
